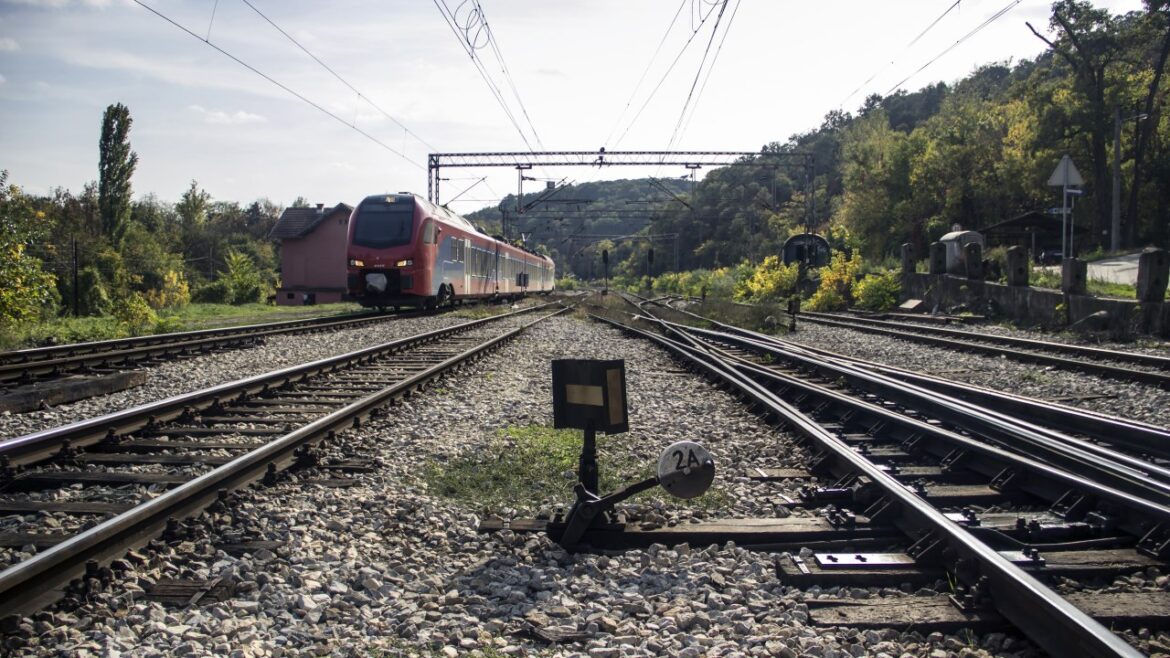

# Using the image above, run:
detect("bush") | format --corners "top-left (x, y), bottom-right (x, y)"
top-left (192, 278), bottom-right (233, 304)
top-left (77, 266), bottom-right (112, 316)
top-left (805, 252), bottom-right (862, 311)
top-left (192, 251), bottom-right (269, 305)
top-left (143, 269), bottom-right (191, 309)
top-left (112, 292), bottom-right (158, 335)
top-left (806, 286), bottom-right (846, 311)
top-left (735, 256), bottom-right (800, 302)
top-left (854, 271), bottom-right (901, 311)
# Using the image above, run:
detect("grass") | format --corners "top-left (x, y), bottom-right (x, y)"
top-left (1029, 268), bottom-right (1137, 299)
top-left (0, 301), bottom-right (366, 351)
top-left (424, 424), bottom-right (729, 515)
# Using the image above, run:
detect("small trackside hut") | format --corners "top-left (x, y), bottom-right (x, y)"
top-left (345, 193), bottom-right (555, 310)
top-left (271, 203), bottom-right (354, 306)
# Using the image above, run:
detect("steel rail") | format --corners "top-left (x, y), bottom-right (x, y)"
top-left (640, 319), bottom-right (1170, 522)
top-left (0, 308), bottom-right (454, 384)
top-left (797, 313), bottom-right (1170, 389)
top-left (0, 310), bottom-right (392, 366)
top-left (0, 303), bottom-right (559, 467)
top-left (594, 312), bottom-right (1142, 658)
top-left (801, 311), bottom-right (1170, 371)
top-left (0, 304), bottom-right (571, 617)
top-left (661, 320), bottom-right (1170, 505)
top-left (643, 299), bottom-right (1170, 458)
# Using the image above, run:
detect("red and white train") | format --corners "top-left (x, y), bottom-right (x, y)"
top-left (346, 193), bottom-right (555, 309)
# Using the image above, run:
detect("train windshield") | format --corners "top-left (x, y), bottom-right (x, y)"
top-left (353, 198), bottom-right (415, 248)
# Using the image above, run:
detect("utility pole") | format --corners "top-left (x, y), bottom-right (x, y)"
top-left (1111, 105), bottom-right (1149, 252)
top-left (72, 236), bottom-right (79, 317)
top-left (1112, 105), bottom-right (1122, 252)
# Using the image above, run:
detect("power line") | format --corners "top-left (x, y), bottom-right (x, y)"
top-left (884, 0), bottom-right (1022, 96)
top-left (130, 0), bottom-right (425, 169)
top-left (601, 0), bottom-right (688, 147)
top-left (838, 0), bottom-right (963, 109)
top-left (238, 0), bottom-right (439, 152)
top-left (475, 3), bottom-right (545, 150)
top-left (433, 0), bottom-right (541, 152)
top-left (671, 0), bottom-right (741, 149)
top-left (613, 0), bottom-right (727, 148)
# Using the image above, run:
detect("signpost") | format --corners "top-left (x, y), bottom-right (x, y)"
top-left (550, 359), bottom-right (717, 548)
top-left (552, 359), bottom-right (629, 494)
top-left (1048, 155), bottom-right (1084, 259)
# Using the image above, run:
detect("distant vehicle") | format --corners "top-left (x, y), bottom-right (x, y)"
top-left (782, 233), bottom-right (831, 267)
top-left (346, 193), bottom-right (555, 310)
top-left (1038, 248), bottom-right (1063, 266)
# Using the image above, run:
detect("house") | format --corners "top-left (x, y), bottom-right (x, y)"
top-left (980, 210), bottom-right (1072, 261)
top-left (270, 203), bottom-right (353, 306)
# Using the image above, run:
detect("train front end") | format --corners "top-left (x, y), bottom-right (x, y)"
top-left (345, 194), bottom-right (431, 309)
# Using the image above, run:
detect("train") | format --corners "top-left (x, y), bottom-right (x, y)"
top-left (345, 193), bottom-right (555, 310)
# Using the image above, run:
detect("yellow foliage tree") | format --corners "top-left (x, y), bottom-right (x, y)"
top-left (734, 256), bottom-right (799, 302)
top-left (806, 252), bottom-right (862, 311)
top-left (143, 269), bottom-right (191, 309)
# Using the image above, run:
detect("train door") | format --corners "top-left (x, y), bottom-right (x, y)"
top-left (463, 239), bottom-right (471, 296)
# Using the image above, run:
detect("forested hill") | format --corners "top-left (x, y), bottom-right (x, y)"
top-left (484, 1), bottom-right (1169, 281)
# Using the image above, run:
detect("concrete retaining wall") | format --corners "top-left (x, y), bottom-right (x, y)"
top-left (901, 273), bottom-right (1170, 338)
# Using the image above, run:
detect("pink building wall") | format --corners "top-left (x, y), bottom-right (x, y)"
top-left (276, 211), bottom-right (350, 306)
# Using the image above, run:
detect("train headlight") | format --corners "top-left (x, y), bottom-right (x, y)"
top-left (365, 272), bottom-right (388, 293)
top-left (349, 258), bottom-right (365, 267)
top-left (395, 259), bottom-right (413, 267)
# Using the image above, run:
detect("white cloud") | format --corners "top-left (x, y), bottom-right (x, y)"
top-left (188, 104), bottom-right (267, 125)
top-left (0, 38), bottom-right (19, 52)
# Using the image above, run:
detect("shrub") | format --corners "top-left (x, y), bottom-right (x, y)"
top-left (77, 266), bottom-right (112, 316)
top-left (112, 292), bottom-right (158, 335)
top-left (854, 271), bottom-right (901, 311)
top-left (192, 278), bottom-right (233, 304)
top-left (735, 256), bottom-right (800, 302)
top-left (806, 286), bottom-right (846, 311)
top-left (805, 252), bottom-right (862, 311)
top-left (143, 269), bottom-right (191, 309)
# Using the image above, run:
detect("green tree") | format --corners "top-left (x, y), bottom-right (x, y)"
top-left (0, 172), bottom-right (59, 327)
top-left (98, 103), bottom-right (138, 245)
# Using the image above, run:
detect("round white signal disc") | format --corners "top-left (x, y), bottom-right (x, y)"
top-left (656, 441), bottom-right (715, 500)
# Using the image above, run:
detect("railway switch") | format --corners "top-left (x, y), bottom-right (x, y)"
top-left (555, 440), bottom-right (715, 549)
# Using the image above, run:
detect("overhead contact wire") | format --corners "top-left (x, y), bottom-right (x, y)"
top-left (238, 0), bottom-right (439, 152)
top-left (130, 0), bottom-right (424, 169)
top-left (884, 0), bottom-right (1022, 96)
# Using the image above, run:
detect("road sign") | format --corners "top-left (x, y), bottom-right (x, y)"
top-left (1048, 154), bottom-right (1084, 187)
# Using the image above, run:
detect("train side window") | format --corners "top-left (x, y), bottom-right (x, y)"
top-left (422, 220), bottom-right (436, 244)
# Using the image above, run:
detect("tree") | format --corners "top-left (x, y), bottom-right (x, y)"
top-left (1028, 1), bottom-right (1122, 248)
top-left (98, 103), bottom-right (138, 246)
top-left (0, 172), bottom-right (59, 327)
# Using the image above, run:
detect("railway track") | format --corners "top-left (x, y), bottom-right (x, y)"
top-left (795, 310), bottom-right (1170, 389)
top-left (519, 294), bottom-right (1170, 657)
top-left (0, 300), bottom-right (570, 617)
top-left (0, 307), bottom-right (432, 388)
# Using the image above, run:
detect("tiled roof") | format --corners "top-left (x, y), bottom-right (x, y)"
top-left (270, 203), bottom-right (352, 240)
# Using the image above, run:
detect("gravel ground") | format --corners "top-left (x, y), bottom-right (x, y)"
top-left (0, 313), bottom-right (479, 440)
top-left (787, 321), bottom-right (1170, 429)
top-left (1, 316), bottom-right (1037, 658)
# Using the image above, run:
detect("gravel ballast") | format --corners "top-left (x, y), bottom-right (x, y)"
top-left (1, 316), bottom-right (1042, 658)
top-left (0, 313), bottom-right (475, 440)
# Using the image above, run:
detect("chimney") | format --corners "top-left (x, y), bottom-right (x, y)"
top-left (316, 203), bottom-right (324, 213)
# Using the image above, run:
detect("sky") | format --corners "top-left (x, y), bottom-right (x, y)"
top-left (0, 0), bottom-right (1148, 216)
